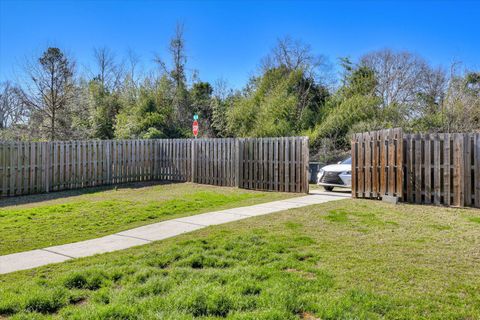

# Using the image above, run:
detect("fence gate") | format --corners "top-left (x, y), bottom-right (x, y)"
top-left (351, 128), bottom-right (403, 199)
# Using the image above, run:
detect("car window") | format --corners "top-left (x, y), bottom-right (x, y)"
top-left (342, 157), bottom-right (352, 164)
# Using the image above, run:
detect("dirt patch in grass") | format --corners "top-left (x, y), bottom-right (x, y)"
top-left (285, 268), bottom-right (317, 280)
top-left (300, 311), bottom-right (321, 320)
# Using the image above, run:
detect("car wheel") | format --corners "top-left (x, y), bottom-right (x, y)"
top-left (324, 186), bottom-right (334, 192)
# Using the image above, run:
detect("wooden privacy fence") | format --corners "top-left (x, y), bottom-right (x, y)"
top-left (0, 137), bottom-right (309, 197)
top-left (351, 128), bottom-right (403, 199)
top-left (237, 138), bottom-right (309, 193)
top-left (352, 128), bottom-right (480, 208)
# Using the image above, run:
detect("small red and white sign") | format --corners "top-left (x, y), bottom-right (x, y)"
top-left (192, 120), bottom-right (199, 137)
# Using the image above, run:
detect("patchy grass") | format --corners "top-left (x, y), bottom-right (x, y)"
top-left (469, 216), bottom-right (480, 224)
top-left (0, 182), bottom-right (295, 255)
top-left (1, 199), bottom-right (479, 319)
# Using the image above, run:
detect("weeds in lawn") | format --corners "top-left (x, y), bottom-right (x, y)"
top-left (1, 199), bottom-right (479, 319)
top-left (0, 231), bottom-right (338, 319)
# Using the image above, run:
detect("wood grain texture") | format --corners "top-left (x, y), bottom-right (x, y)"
top-left (353, 129), bottom-right (479, 208)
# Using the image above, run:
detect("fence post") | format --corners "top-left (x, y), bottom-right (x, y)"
top-left (453, 133), bottom-right (464, 206)
top-left (351, 134), bottom-right (356, 198)
top-left (475, 133), bottom-right (480, 208)
top-left (106, 140), bottom-right (111, 184)
top-left (0, 143), bottom-right (5, 196)
top-left (234, 139), bottom-right (240, 187)
top-left (191, 139), bottom-right (196, 183)
top-left (394, 128), bottom-right (404, 199)
top-left (44, 142), bottom-right (50, 193)
top-left (303, 137), bottom-right (309, 194)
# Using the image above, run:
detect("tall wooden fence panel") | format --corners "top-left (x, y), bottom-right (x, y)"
top-left (238, 137), bottom-right (309, 193)
top-left (0, 137), bottom-right (309, 197)
top-left (351, 128), bottom-right (403, 199)
top-left (155, 139), bottom-right (192, 183)
top-left (192, 138), bottom-right (237, 187)
top-left (404, 133), bottom-right (480, 207)
top-left (352, 129), bottom-right (480, 208)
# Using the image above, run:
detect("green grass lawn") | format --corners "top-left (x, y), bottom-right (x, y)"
top-left (0, 182), bottom-right (296, 255)
top-left (1, 199), bottom-right (479, 319)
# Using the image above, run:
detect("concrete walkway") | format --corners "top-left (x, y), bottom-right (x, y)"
top-left (0, 190), bottom-right (349, 274)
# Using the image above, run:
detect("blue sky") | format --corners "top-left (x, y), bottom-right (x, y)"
top-left (1, 0), bottom-right (479, 89)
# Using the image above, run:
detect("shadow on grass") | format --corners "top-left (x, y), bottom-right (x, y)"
top-left (0, 180), bottom-right (184, 208)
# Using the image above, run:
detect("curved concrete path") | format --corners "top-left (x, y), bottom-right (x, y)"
top-left (0, 190), bottom-right (349, 274)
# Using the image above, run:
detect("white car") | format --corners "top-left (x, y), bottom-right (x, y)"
top-left (317, 157), bottom-right (352, 191)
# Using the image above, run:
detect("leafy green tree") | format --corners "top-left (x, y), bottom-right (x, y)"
top-left (190, 81), bottom-right (214, 136)
top-left (190, 82), bottom-right (212, 117)
top-left (440, 71), bottom-right (480, 132)
top-left (155, 23), bottom-right (192, 131)
top-left (88, 81), bottom-right (121, 139)
top-left (310, 62), bottom-right (380, 150)
top-left (211, 96), bottom-right (231, 137)
top-left (227, 66), bottom-right (328, 137)
top-left (114, 76), bottom-right (175, 139)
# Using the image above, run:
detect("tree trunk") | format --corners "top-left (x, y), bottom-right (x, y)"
top-left (50, 110), bottom-right (56, 140)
